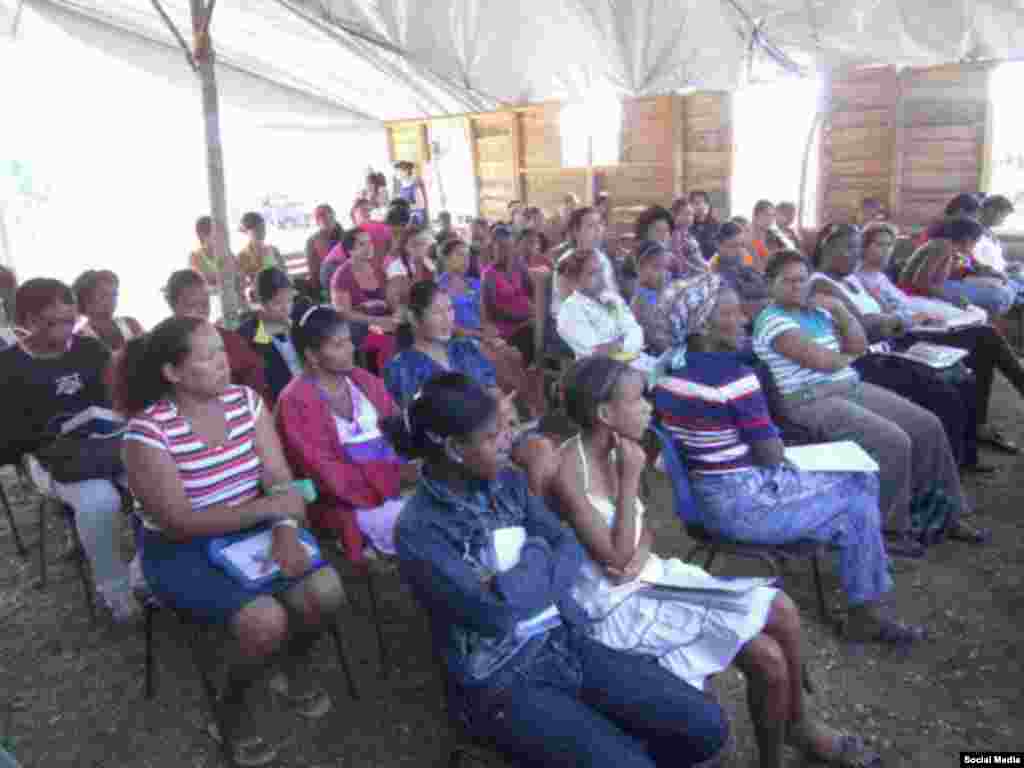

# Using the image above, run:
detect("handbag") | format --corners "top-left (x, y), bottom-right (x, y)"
top-left (37, 435), bottom-right (124, 483)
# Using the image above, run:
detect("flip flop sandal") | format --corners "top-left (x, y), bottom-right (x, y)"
top-left (948, 522), bottom-right (992, 544)
top-left (207, 723), bottom-right (279, 767)
top-left (977, 428), bottom-right (1019, 455)
top-left (845, 618), bottom-right (927, 646)
top-left (268, 673), bottom-right (332, 719)
top-left (788, 726), bottom-right (882, 768)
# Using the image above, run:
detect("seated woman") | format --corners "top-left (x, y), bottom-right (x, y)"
top-left (808, 224), bottom-right (982, 471)
top-left (385, 280), bottom-right (556, 495)
top-left (670, 197), bottom-right (708, 276)
top-left (482, 224), bottom-right (537, 368)
top-left (237, 211), bottom-right (285, 297)
top-left (712, 222), bottom-right (770, 322)
top-left (276, 306), bottom-right (406, 564)
top-left (330, 227), bottom-right (397, 374)
top-left (73, 269), bottom-right (144, 351)
top-left (238, 268), bottom-right (307, 404)
top-left (389, 372), bottom-right (729, 768)
top-left (629, 240), bottom-right (669, 353)
top-left (551, 355), bottom-right (886, 768)
top-left (518, 226), bottom-right (552, 270)
top-left (754, 251), bottom-right (987, 554)
top-left (165, 270), bottom-right (270, 404)
top-left (119, 317), bottom-right (344, 766)
top-left (557, 250), bottom-right (647, 365)
top-left (858, 224), bottom-right (1024, 455)
top-left (438, 240), bottom-right (541, 420)
top-left (552, 207), bottom-right (619, 320)
top-left (899, 217), bottom-right (1015, 319)
top-left (651, 275), bottom-right (922, 644)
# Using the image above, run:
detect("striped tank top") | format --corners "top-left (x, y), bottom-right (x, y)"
top-left (124, 385), bottom-right (264, 530)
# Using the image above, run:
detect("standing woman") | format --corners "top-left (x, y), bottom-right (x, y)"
top-left (119, 318), bottom-right (345, 766)
top-left (238, 268), bottom-right (307, 404)
top-left (73, 269), bottom-right (144, 352)
top-left (276, 306), bottom-right (407, 563)
top-left (394, 161), bottom-right (428, 225)
top-left (388, 372), bottom-right (730, 768)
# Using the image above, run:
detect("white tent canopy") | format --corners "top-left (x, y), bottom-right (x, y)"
top-left (5, 0), bottom-right (1024, 127)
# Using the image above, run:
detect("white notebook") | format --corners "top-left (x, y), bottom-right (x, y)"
top-left (784, 441), bottom-right (879, 473)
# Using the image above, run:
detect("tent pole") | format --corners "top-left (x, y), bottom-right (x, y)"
top-left (190, 0), bottom-right (241, 327)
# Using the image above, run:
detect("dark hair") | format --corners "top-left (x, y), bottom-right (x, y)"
top-left (195, 215), bottom-right (213, 239)
top-left (114, 316), bottom-right (204, 416)
top-left (72, 269), bottom-right (118, 313)
top-left (441, 238), bottom-right (466, 260)
top-left (688, 190), bottom-right (711, 206)
top-left (753, 199), bottom-right (775, 217)
top-left (812, 223), bottom-right (860, 268)
top-left (776, 201), bottom-right (796, 214)
top-left (381, 372), bottom-right (498, 463)
top-left (635, 205), bottom-right (674, 240)
top-left (14, 278), bottom-right (74, 327)
top-left (636, 240), bottom-right (667, 267)
top-left (927, 216), bottom-right (983, 244)
top-left (944, 193), bottom-right (981, 219)
top-left (241, 211), bottom-right (265, 232)
top-left (862, 222), bottom-right (898, 252)
top-left (164, 269), bottom-right (207, 309)
top-left (716, 221), bottom-right (744, 243)
top-left (765, 230), bottom-right (785, 249)
top-left (396, 223), bottom-right (432, 276)
top-left (730, 215), bottom-right (750, 228)
top-left (563, 356), bottom-right (632, 432)
top-left (397, 279), bottom-right (443, 350)
top-left (386, 199), bottom-right (412, 227)
top-left (982, 194), bottom-right (1014, 215)
top-left (256, 267), bottom-right (291, 304)
top-left (342, 227), bottom-right (368, 254)
top-left (367, 171), bottom-right (387, 189)
top-left (291, 305), bottom-right (348, 364)
top-left (394, 160), bottom-right (415, 173)
top-left (567, 206), bottom-right (598, 238)
top-left (670, 197), bottom-right (692, 215)
top-left (764, 250), bottom-right (810, 282)
top-left (314, 204), bottom-right (334, 221)
top-left (0, 266), bottom-right (16, 321)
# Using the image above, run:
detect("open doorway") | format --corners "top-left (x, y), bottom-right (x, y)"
top-left (731, 77), bottom-right (823, 229)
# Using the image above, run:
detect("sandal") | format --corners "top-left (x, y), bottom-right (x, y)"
top-left (207, 723), bottom-right (279, 767)
top-left (788, 721), bottom-right (882, 768)
top-left (268, 672), bottom-right (332, 719)
top-left (845, 617), bottom-right (927, 646)
top-left (948, 521), bottom-right (992, 545)
top-left (976, 426), bottom-right (1019, 455)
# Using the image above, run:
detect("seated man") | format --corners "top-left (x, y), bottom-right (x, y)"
top-left (556, 250), bottom-right (650, 371)
top-left (0, 278), bottom-right (135, 620)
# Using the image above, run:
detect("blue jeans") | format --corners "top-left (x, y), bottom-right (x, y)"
top-left (460, 628), bottom-right (728, 768)
top-left (941, 278), bottom-right (1014, 316)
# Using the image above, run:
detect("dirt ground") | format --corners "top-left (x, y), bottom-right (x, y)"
top-left (2, 380), bottom-right (1023, 768)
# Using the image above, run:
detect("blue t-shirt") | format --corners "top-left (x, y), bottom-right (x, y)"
top-left (384, 339), bottom-right (497, 406)
top-left (438, 272), bottom-right (482, 331)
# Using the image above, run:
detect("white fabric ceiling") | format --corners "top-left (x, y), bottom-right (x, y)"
top-left (4, 0), bottom-right (1024, 127)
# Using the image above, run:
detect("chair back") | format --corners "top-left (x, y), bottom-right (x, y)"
top-left (532, 268), bottom-right (552, 359)
top-left (648, 423), bottom-right (702, 528)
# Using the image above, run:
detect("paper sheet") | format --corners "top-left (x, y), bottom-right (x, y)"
top-left (784, 441), bottom-right (880, 473)
top-left (218, 530), bottom-right (318, 582)
top-left (641, 558), bottom-right (775, 594)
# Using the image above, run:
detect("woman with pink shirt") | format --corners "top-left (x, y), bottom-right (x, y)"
top-left (482, 224), bottom-right (536, 368)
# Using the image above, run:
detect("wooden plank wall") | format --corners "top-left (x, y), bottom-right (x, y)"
top-left (820, 64), bottom-right (990, 228)
top-left (385, 93), bottom-right (735, 227)
top-left (681, 92), bottom-right (733, 215)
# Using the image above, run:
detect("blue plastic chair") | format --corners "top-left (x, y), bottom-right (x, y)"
top-left (649, 423), bottom-right (832, 621)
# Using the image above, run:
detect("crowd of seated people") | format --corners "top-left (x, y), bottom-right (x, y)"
top-left (4, 181), bottom-right (1023, 767)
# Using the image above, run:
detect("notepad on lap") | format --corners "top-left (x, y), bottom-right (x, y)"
top-left (784, 441), bottom-right (880, 473)
top-left (208, 528), bottom-right (324, 590)
top-left (889, 342), bottom-right (968, 369)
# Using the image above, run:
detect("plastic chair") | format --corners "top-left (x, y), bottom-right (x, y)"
top-left (21, 454), bottom-right (97, 625)
top-left (649, 423), bottom-right (832, 621)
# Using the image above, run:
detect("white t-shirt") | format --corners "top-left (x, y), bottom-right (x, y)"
top-left (557, 290), bottom-right (645, 359)
top-left (974, 233), bottom-right (1007, 274)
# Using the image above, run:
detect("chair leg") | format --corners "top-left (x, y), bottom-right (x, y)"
top-left (144, 603), bottom-right (156, 700)
top-left (364, 568), bottom-right (392, 679)
top-left (188, 623), bottom-right (236, 768)
top-left (0, 481), bottom-right (27, 558)
top-left (327, 621), bottom-right (360, 701)
top-left (811, 552), bottom-right (829, 621)
top-left (66, 511), bottom-right (96, 626)
top-left (37, 498), bottom-right (48, 588)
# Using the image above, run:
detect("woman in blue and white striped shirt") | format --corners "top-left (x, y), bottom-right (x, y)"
top-left (753, 251), bottom-right (985, 556)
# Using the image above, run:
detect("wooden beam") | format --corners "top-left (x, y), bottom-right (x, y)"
top-left (890, 69), bottom-right (906, 226)
top-left (509, 113), bottom-right (525, 204)
top-left (671, 94), bottom-right (685, 199)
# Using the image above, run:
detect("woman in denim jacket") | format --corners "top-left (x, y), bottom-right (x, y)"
top-left (388, 373), bottom-right (728, 768)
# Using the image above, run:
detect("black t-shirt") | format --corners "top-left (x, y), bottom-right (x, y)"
top-left (0, 336), bottom-right (112, 463)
